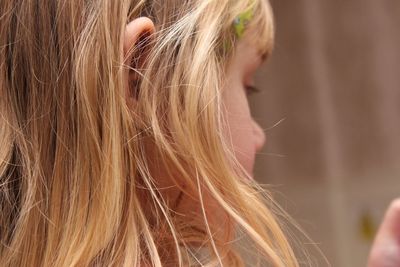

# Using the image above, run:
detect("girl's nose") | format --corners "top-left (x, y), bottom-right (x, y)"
top-left (252, 120), bottom-right (266, 152)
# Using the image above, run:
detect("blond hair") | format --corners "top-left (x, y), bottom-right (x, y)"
top-left (0, 0), bottom-right (299, 266)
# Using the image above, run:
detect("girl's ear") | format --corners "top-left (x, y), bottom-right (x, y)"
top-left (124, 17), bottom-right (155, 106)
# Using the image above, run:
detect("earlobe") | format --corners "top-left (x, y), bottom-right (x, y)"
top-left (124, 17), bottom-right (155, 105)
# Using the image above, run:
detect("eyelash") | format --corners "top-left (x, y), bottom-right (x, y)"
top-left (245, 85), bottom-right (261, 95)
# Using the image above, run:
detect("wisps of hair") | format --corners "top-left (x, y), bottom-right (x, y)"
top-left (0, 0), bottom-right (303, 266)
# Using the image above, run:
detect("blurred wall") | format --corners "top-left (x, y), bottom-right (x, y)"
top-left (251, 1), bottom-right (400, 266)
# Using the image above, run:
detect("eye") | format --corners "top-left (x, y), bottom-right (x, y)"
top-left (245, 85), bottom-right (261, 96)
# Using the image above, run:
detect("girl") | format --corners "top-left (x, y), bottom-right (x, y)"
top-left (0, 0), bottom-right (397, 266)
top-left (0, 0), bottom-right (298, 265)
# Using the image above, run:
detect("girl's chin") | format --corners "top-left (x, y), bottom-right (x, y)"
top-left (241, 165), bottom-right (255, 181)
top-left (245, 172), bottom-right (255, 181)
top-left (242, 160), bottom-right (256, 181)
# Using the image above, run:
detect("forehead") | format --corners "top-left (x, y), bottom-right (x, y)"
top-left (234, 36), bottom-right (269, 65)
top-left (244, 27), bottom-right (272, 60)
top-left (224, 38), bottom-right (265, 78)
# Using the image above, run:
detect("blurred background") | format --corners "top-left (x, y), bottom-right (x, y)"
top-left (251, 1), bottom-right (400, 266)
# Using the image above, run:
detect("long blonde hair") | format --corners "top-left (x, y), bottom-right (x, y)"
top-left (0, 0), bottom-right (299, 266)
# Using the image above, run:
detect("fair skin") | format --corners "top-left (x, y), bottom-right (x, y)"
top-left (124, 18), bottom-right (266, 178)
top-left (368, 200), bottom-right (400, 267)
top-left (223, 37), bottom-right (267, 177)
top-left (124, 17), bottom-right (400, 267)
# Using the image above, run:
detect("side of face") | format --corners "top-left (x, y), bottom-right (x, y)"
top-left (222, 37), bottom-right (266, 178)
top-left (123, 19), bottom-right (266, 237)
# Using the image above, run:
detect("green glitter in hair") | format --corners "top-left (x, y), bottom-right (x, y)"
top-left (233, 8), bottom-right (254, 38)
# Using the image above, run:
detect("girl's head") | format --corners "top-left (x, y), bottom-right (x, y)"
top-left (0, 0), bottom-right (298, 266)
